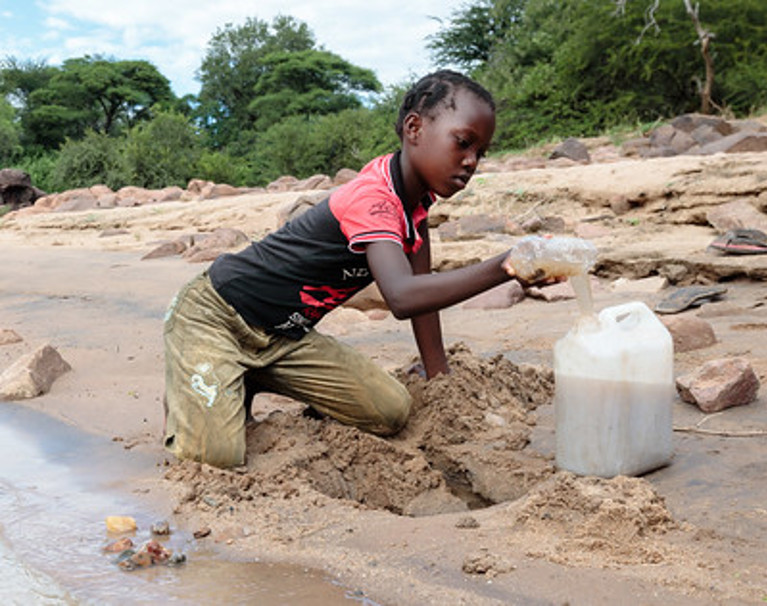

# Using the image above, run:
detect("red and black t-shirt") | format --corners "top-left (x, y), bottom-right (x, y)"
top-left (208, 152), bottom-right (434, 339)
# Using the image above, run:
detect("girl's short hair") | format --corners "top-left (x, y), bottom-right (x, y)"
top-left (395, 70), bottom-right (495, 139)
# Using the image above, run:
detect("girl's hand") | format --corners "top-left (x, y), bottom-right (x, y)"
top-left (502, 252), bottom-right (565, 288)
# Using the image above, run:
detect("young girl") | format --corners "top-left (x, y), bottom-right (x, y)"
top-left (163, 70), bottom-right (534, 468)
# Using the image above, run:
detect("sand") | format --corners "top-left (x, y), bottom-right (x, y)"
top-left (2, 148), bottom-right (767, 605)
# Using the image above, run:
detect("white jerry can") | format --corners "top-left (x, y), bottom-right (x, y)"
top-left (553, 301), bottom-right (675, 478)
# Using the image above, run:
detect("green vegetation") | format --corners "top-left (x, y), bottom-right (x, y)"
top-left (2, 3), bottom-right (767, 193)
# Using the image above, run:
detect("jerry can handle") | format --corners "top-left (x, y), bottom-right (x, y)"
top-left (599, 301), bottom-right (652, 331)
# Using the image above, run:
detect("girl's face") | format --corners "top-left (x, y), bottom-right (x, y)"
top-left (404, 88), bottom-right (496, 200)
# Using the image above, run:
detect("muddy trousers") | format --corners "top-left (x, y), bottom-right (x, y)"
top-left (163, 272), bottom-right (412, 468)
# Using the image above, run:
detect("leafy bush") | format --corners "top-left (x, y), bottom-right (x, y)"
top-left (51, 131), bottom-right (128, 191)
top-left (0, 98), bottom-right (22, 165)
top-left (195, 150), bottom-right (254, 186)
top-left (249, 106), bottom-right (398, 183)
top-left (14, 151), bottom-right (58, 192)
top-left (123, 109), bottom-right (201, 188)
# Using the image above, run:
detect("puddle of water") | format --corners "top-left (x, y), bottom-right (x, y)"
top-left (0, 404), bottom-right (371, 605)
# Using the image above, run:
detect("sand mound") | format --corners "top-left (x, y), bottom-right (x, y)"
top-left (512, 472), bottom-right (678, 566)
top-left (164, 344), bottom-right (556, 516)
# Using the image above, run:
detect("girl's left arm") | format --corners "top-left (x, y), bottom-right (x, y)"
top-left (408, 221), bottom-right (449, 378)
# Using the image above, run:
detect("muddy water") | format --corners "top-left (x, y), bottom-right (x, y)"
top-left (0, 404), bottom-right (369, 605)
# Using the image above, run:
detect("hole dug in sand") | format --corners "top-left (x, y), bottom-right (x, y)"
top-left (165, 343), bottom-right (558, 516)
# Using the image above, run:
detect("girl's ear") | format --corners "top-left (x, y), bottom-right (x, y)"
top-left (402, 112), bottom-right (422, 144)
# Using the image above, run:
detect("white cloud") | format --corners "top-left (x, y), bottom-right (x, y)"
top-left (31, 0), bottom-right (463, 96)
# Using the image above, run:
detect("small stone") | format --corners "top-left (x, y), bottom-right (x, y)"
top-left (455, 516), bottom-right (481, 529)
top-left (105, 515), bottom-right (137, 534)
top-left (103, 537), bottom-right (134, 553)
top-left (193, 527), bottom-right (212, 539)
top-left (150, 520), bottom-right (171, 535)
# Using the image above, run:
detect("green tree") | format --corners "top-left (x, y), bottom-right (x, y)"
top-left (23, 56), bottom-right (174, 151)
top-left (251, 106), bottom-right (396, 184)
top-left (248, 49), bottom-right (380, 129)
top-left (427, 0), bottom-right (526, 70)
top-left (0, 57), bottom-right (57, 108)
top-left (0, 97), bottom-right (22, 165)
top-left (196, 15), bottom-right (315, 147)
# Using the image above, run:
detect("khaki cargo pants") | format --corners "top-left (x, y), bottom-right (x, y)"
top-left (163, 272), bottom-right (411, 468)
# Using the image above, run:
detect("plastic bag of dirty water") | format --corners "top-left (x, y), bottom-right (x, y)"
top-left (506, 235), bottom-right (597, 282)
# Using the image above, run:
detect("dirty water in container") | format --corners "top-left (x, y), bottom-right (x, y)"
top-left (0, 403), bottom-right (371, 605)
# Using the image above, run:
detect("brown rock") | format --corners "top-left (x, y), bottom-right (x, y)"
top-left (333, 168), bottom-right (358, 185)
top-left (437, 214), bottom-right (509, 241)
top-left (463, 282), bottom-right (525, 309)
top-left (0, 329), bottom-right (23, 345)
top-left (697, 131), bottom-right (767, 155)
top-left (181, 228), bottom-right (249, 261)
top-left (676, 357), bottom-right (760, 413)
top-left (549, 138), bottom-right (591, 163)
top-left (295, 174), bottom-right (333, 191)
top-left (345, 283), bottom-right (387, 312)
top-left (276, 192), bottom-right (328, 228)
top-left (141, 240), bottom-right (188, 260)
top-left (660, 315), bottom-right (717, 353)
top-left (0, 344), bottom-right (71, 400)
top-left (706, 199), bottom-right (767, 233)
top-left (267, 176), bottom-right (299, 193)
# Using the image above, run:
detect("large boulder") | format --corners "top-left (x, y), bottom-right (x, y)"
top-left (0, 168), bottom-right (44, 210)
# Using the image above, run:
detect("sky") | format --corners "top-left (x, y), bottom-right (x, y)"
top-left (0, 0), bottom-right (467, 98)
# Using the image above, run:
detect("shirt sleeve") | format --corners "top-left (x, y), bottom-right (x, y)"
top-left (330, 181), bottom-right (407, 253)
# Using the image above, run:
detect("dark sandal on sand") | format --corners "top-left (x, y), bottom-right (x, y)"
top-left (708, 228), bottom-right (767, 255)
top-left (654, 285), bottom-right (728, 314)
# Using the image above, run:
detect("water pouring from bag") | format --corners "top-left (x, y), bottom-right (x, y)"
top-left (506, 235), bottom-right (598, 315)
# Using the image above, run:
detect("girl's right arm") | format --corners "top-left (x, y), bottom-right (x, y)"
top-left (365, 240), bottom-right (511, 320)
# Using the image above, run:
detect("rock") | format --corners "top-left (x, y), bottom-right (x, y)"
top-left (525, 280), bottom-right (576, 302)
top-left (106, 515), bottom-right (137, 533)
top-left (344, 282), bottom-right (388, 312)
top-left (549, 138), bottom-right (590, 163)
top-left (437, 214), bottom-right (510, 241)
top-left (197, 183), bottom-right (241, 200)
top-left (295, 174), bottom-right (333, 191)
top-left (181, 228), bottom-right (250, 261)
top-left (463, 282), bottom-right (525, 309)
top-left (676, 357), bottom-right (760, 413)
top-left (0, 329), bottom-right (23, 345)
top-left (55, 188), bottom-right (100, 212)
top-left (104, 537), bottom-right (134, 553)
top-left (660, 315), bottom-right (717, 353)
top-left (267, 175), bottom-right (300, 192)
top-left (671, 113), bottom-right (734, 136)
top-left (697, 131), bottom-right (767, 155)
top-left (670, 130), bottom-right (697, 155)
top-left (706, 199), bottom-right (767, 233)
top-left (333, 168), bottom-right (358, 185)
top-left (186, 179), bottom-right (214, 196)
top-left (610, 276), bottom-right (668, 294)
top-left (276, 192), bottom-right (328, 228)
top-left (620, 137), bottom-right (651, 157)
top-left (649, 124), bottom-right (676, 147)
top-left (141, 240), bottom-right (188, 260)
top-left (0, 168), bottom-right (42, 210)
top-left (0, 344), bottom-right (71, 400)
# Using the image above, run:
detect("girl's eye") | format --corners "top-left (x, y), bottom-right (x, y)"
top-left (456, 137), bottom-right (470, 149)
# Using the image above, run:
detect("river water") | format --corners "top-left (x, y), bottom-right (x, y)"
top-left (0, 403), bottom-right (372, 605)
